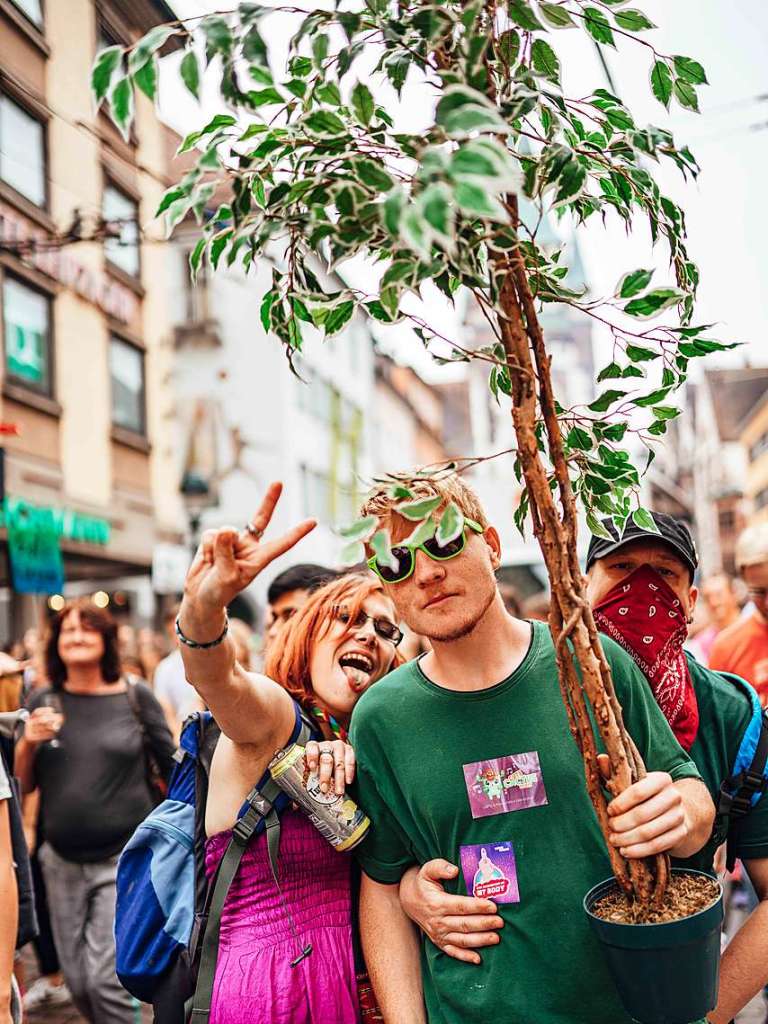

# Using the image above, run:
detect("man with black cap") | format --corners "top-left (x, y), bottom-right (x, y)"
top-left (400, 510), bottom-right (768, 1023)
top-left (584, 512), bottom-right (768, 1024)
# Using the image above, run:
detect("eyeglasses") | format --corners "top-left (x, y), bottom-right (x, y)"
top-left (337, 608), bottom-right (403, 646)
top-left (367, 518), bottom-right (484, 584)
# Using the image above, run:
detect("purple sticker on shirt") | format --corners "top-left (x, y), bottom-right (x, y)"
top-left (460, 841), bottom-right (520, 904)
top-left (463, 751), bottom-right (548, 819)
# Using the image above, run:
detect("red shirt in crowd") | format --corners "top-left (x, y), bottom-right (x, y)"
top-left (710, 613), bottom-right (768, 707)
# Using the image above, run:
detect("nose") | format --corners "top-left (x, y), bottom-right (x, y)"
top-left (413, 548), bottom-right (446, 587)
top-left (353, 617), bottom-right (377, 646)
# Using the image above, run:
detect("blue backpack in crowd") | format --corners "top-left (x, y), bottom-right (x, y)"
top-left (715, 672), bottom-right (768, 869)
top-left (115, 703), bottom-right (315, 1024)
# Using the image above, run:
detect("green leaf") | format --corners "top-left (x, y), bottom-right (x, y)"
top-left (507, 0), bottom-right (544, 30)
top-left (449, 139), bottom-right (522, 190)
top-left (209, 231), bottom-right (230, 269)
top-left (201, 15), bottom-right (233, 56)
top-left (109, 77), bottom-right (134, 140)
top-left (400, 207), bottom-right (431, 258)
top-left (289, 56), bottom-right (312, 78)
top-left (454, 181), bottom-right (507, 220)
top-left (583, 7), bottom-right (616, 46)
top-left (419, 183), bottom-right (453, 242)
top-left (340, 540), bottom-right (365, 566)
top-left (303, 110), bottom-right (346, 136)
top-left (632, 508), bottom-right (660, 534)
top-left (673, 78), bottom-right (699, 112)
top-left (443, 105), bottom-right (511, 138)
top-left (623, 288), bottom-right (683, 318)
top-left (260, 290), bottom-right (278, 332)
top-left (403, 518), bottom-right (437, 547)
top-left (650, 60), bottom-right (673, 108)
top-left (180, 49), bottom-right (200, 99)
top-left (435, 502), bottom-right (464, 547)
top-left (188, 237), bottom-right (207, 282)
top-left (324, 300), bottom-right (355, 336)
top-left (91, 46), bottom-right (123, 106)
top-left (650, 405), bottom-right (681, 420)
top-left (156, 186), bottom-right (185, 216)
top-left (617, 267), bottom-right (654, 298)
top-left (248, 87), bottom-right (284, 107)
top-left (567, 426), bottom-right (593, 451)
top-left (553, 159), bottom-right (586, 206)
top-left (625, 343), bottom-right (660, 361)
top-left (129, 26), bottom-right (174, 74)
top-left (633, 386), bottom-right (672, 407)
top-left (351, 81), bottom-right (375, 126)
top-left (598, 422), bottom-right (628, 442)
top-left (356, 159), bottom-right (394, 192)
top-left (673, 55), bottom-right (707, 85)
top-left (339, 516), bottom-right (378, 542)
top-left (597, 362), bottom-right (622, 382)
top-left (370, 530), bottom-right (398, 572)
top-left (586, 511), bottom-right (613, 540)
top-left (588, 389), bottom-right (628, 412)
top-left (614, 8), bottom-right (656, 30)
top-left (397, 496), bottom-right (442, 521)
top-left (531, 39), bottom-right (560, 82)
top-left (383, 187), bottom-right (405, 237)
top-left (497, 29), bottom-right (521, 65)
top-left (539, 3), bottom-right (575, 28)
top-left (244, 24), bottom-right (268, 65)
top-left (133, 56), bottom-right (158, 101)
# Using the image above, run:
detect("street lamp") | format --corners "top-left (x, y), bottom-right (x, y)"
top-left (179, 469), bottom-right (213, 553)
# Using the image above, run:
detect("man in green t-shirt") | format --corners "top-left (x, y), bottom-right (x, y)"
top-left (399, 509), bottom-right (768, 1024)
top-left (351, 475), bottom-right (714, 1024)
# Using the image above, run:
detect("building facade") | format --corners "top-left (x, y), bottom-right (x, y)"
top-left (0, 0), bottom-right (184, 640)
top-left (740, 390), bottom-right (768, 529)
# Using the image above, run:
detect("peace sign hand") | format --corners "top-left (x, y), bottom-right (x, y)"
top-left (184, 482), bottom-right (316, 615)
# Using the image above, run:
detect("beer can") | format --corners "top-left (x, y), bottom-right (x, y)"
top-left (268, 743), bottom-right (370, 851)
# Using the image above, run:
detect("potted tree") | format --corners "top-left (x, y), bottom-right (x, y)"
top-left (95, 3), bottom-right (734, 1019)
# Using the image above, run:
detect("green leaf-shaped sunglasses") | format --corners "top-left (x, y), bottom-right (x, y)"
top-left (367, 518), bottom-right (484, 584)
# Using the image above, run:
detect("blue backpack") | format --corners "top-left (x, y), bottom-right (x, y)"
top-left (115, 702), bottom-right (315, 1024)
top-left (715, 673), bottom-right (768, 869)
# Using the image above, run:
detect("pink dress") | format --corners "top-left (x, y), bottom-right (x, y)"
top-left (205, 808), bottom-right (360, 1024)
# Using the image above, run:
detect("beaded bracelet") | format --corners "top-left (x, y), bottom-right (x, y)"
top-left (175, 614), bottom-right (229, 650)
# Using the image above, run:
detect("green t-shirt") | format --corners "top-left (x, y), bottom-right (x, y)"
top-left (350, 620), bottom-right (700, 1024)
top-left (676, 653), bottom-right (768, 872)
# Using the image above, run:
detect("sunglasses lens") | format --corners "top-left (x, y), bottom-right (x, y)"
top-left (374, 619), bottom-right (401, 644)
top-left (424, 534), bottom-right (465, 559)
top-left (376, 547), bottom-right (411, 583)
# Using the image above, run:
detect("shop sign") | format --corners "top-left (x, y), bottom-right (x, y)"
top-left (5, 500), bottom-right (64, 595)
top-left (0, 497), bottom-right (111, 547)
top-left (0, 202), bottom-right (139, 325)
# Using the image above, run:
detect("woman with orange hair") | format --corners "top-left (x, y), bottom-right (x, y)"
top-left (176, 483), bottom-right (402, 1024)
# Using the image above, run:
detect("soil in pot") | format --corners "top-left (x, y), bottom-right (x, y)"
top-left (591, 873), bottom-right (719, 924)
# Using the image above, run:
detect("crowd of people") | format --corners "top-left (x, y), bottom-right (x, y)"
top-left (1, 471), bottom-right (768, 1024)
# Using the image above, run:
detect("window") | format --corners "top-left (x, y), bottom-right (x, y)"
top-left (110, 337), bottom-right (145, 434)
top-left (103, 183), bottom-right (140, 278)
top-left (10, 0), bottom-right (43, 27)
top-left (0, 95), bottom-right (46, 207)
top-left (3, 276), bottom-right (52, 394)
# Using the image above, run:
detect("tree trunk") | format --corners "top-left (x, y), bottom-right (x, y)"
top-left (491, 201), bottom-right (669, 909)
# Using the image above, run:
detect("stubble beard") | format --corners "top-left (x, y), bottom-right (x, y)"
top-left (422, 583), bottom-right (497, 643)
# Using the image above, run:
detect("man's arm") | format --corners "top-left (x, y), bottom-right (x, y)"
top-left (361, 873), bottom-right (426, 1024)
top-left (708, 857), bottom-right (768, 1024)
top-left (0, 797), bottom-right (17, 1024)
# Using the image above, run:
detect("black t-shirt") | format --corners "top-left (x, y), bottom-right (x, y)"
top-left (28, 683), bottom-right (175, 863)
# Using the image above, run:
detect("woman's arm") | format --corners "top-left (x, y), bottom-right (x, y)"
top-left (178, 483), bottom-right (315, 748)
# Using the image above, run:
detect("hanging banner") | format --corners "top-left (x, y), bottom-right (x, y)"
top-left (4, 499), bottom-right (64, 594)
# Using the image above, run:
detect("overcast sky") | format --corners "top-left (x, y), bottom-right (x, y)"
top-left (161, 1), bottom-right (767, 378)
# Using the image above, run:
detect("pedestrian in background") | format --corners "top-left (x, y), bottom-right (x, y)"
top-left (262, 562), bottom-right (338, 660)
top-left (687, 574), bottom-right (742, 666)
top-left (0, 746), bottom-right (19, 1024)
top-left (14, 600), bottom-right (175, 1024)
top-left (153, 603), bottom-right (204, 742)
top-left (711, 524), bottom-right (768, 705)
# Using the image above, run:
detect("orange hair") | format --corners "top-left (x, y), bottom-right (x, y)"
top-left (264, 573), bottom-right (403, 711)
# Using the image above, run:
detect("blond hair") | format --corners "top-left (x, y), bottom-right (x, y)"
top-left (359, 470), bottom-right (489, 529)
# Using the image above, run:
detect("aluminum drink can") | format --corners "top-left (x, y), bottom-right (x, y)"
top-left (268, 743), bottom-right (370, 851)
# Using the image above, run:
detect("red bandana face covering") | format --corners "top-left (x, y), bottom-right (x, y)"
top-left (593, 564), bottom-right (699, 751)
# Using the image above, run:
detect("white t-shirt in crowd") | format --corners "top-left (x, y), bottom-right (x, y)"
top-left (154, 649), bottom-right (200, 722)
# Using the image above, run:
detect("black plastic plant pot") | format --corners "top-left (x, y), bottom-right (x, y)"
top-left (584, 869), bottom-right (724, 1024)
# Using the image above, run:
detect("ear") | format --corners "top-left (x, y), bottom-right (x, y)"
top-left (687, 584), bottom-right (698, 622)
top-left (483, 526), bottom-right (502, 569)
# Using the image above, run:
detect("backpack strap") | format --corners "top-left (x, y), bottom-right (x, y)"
top-left (188, 709), bottom-right (315, 1023)
top-left (125, 677), bottom-right (167, 803)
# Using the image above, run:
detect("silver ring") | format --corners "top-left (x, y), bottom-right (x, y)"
top-left (319, 746), bottom-right (334, 756)
top-left (245, 522), bottom-right (263, 539)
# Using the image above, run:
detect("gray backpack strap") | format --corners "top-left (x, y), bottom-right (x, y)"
top-left (188, 714), bottom-right (315, 1023)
